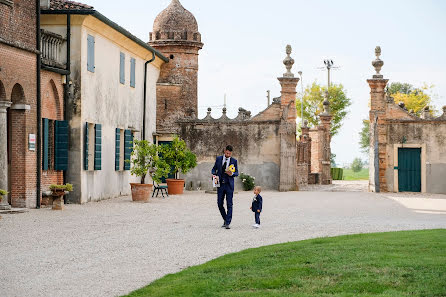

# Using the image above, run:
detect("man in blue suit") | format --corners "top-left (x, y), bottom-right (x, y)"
top-left (212, 145), bottom-right (238, 229)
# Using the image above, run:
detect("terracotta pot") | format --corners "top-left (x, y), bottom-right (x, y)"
top-left (130, 183), bottom-right (153, 202)
top-left (166, 179), bottom-right (185, 195)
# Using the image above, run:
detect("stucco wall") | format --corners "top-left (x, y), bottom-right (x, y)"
top-left (385, 121), bottom-right (446, 194)
top-left (77, 26), bottom-right (160, 203)
top-left (178, 120), bottom-right (281, 191)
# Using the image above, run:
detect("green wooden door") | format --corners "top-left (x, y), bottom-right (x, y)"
top-left (398, 148), bottom-right (421, 192)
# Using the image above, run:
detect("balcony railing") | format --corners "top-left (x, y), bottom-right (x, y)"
top-left (41, 29), bottom-right (66, 69)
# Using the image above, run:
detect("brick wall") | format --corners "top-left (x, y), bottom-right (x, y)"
top-left (0, 0), bottom-right (36, 51)
top-left (0, 42), bottom-right (37, 208)
top-left (40, 70), bottom-right (64, 195)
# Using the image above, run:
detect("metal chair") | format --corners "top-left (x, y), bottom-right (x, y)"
top-left (152, 182), bottom-right (169, 198)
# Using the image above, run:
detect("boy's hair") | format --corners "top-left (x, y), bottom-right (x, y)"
top-left (254, 186), bottom-right (262, 192)
top-left (225, 145), bottom-right (233, 152)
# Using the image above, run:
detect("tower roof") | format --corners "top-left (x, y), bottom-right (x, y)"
top-left (150, 0), bottom-right (202, 47)
top-left (153, 0), bottom-right (198, 33)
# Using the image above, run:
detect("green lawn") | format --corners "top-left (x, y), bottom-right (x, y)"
top-left (124, 229), bottom-right (446, 297)
top-left (342, 168), bottom-right (369, 180)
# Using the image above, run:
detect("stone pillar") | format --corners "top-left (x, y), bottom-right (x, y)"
top-left (318, 95), bottom-right (333, 185)
top-left (0, 100), bottom-right (12, 210)
top-left (367, 46), bottom-right (388, 192)
top-left (278, 45), bottom-right (299, 191)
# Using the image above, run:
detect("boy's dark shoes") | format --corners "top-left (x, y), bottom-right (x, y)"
top-left (225, 225), bottom-right (231, 229)
top-left (221, 223), bottom-right (226, 228)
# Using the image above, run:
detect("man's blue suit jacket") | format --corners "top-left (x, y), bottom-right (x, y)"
top-left (212, 156), bottom-right (239, 191)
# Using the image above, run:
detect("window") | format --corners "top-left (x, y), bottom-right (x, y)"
top-left (115, 128), bottom-right (121, 171)
top-left (130, 58), bottom-right (136, 88)
top-left (43, 119), bottom-right (68, 171)
top-left (87, 35), bottom-right (95, 73)
top-left (120, 52), bottom-right (125, 84)
top-left (124, 129), bottom-right (133, 170)
top-left (54, 120), bottom-right (68, 171)
top-left (84, 122), bottom-right (101, 171)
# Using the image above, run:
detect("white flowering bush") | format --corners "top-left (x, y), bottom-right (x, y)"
top-left (239, 172), bottom-right (255, 191)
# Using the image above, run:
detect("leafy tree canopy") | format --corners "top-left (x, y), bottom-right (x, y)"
top-left (296, 82), bottom-right (352, 136)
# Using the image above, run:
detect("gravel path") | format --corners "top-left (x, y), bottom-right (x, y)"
top-left (1, 189), bottom-right (445, 297)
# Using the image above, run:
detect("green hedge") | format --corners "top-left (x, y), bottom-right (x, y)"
top-left (331, 168), bottom-right (344, 180)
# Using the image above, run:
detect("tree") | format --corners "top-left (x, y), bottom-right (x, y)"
top-left (359, 119), bottom-right (370, 154)
top-left (387, 82), bottom-right (436, 116)
top-left (359, 82), bottom-right (437, 156)
top-left (296, 82), bottom-right (352, 136)
top-left (351, 158), bottom-right (363, 173)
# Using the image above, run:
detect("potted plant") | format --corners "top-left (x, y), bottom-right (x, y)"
top-left (0, 189), bottom-right (8, 203)
top-left (160, 136), bottom-right (197, 195)
top-left (49, 183), bottom-right (73, 210)
top-left (240, 172), bottom-right (256, 191)
top-left (127, 140), bottom-right (170, 202)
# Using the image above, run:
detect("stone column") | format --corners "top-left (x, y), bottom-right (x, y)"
top-left (319, 96), bottom-right (333, 185)
top-left (278, 45), bottom-right (299, 191)
top-left (0, 100), bottom-right (12, 210)
top-left (367, 46), bottom-right (389, 192)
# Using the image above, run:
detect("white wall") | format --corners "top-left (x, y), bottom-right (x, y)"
top-left (78, 27), bottom-right (160, 203)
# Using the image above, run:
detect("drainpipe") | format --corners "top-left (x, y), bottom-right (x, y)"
top-left (36, 0), bottom-right (41, 208)
top-left (62, 13), bottom-right (71, 203)
top-left (142, 51), bottom-right (156, 141)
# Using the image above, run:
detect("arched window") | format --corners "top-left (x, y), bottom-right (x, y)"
top-left (11, 83), bottom-right (25, 103)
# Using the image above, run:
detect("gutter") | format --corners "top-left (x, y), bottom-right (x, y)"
top-left (36, 0), bottom-right (41, 209)
top-left (40, 9), bottom-right (169, 63)
top-left (143, 51), bottom-right (156, 140)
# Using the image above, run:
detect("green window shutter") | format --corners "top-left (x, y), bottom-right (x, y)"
top-left (115, 128), bottom-right (120, 171)
top-left (120, 52), bottom-right (125, 84)
top-left (42, 118), bottom-right (49, 170)
top-left (84, 123), bottom-right (89, 170)
top-left (54, 120), bottom-right (69, 171)
top-left (87, 35), bottom-right (95, 73)
top-left (124, 129), bottom-right (132, 170)
top-left (94, 124), bottom-right (102, 170)
top-left (130, 58), bottom-right (135, 88)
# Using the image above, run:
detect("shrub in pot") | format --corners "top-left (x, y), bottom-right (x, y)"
top-left (127, 140), bottom-right (170, 202)
top-left (49, 183), bottom-right (73, 210)
top-left (0, 189), bottom-right (8, 203)
top-left (160, 136), bottom-right (197, 195)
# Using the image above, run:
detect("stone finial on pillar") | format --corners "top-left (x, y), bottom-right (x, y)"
top-left (203, 107), bottom-right (213, 120)
top-left (372, 46), bottom-right (384, 79)
top-left (283, 45), bottom-right (295, 78)
top-left (278, 44), bottom-right (299, 123)
top-left (421, 106), bottom-right (431, 119)
top-left (321, 91), bottom-right (330, 116)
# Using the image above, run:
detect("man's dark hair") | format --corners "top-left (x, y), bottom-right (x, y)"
top-left (225, 145), bottom-right (233, 152)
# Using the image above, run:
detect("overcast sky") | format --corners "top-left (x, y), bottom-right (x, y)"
top-left (84, 0), bottom-right (446, 165)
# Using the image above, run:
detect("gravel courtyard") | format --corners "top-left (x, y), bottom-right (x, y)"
top-left (1, 188), bottom-right (445, 297)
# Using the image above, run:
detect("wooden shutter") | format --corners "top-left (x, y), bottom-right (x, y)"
top-left (115, 128), bottom-right (120, 171)
top-left (42, 118), bottom-right (49, 170)
top-left (84, 123), bottom-right (89, 170)
top-left (94, 124), bottom-right (102, 170)
top-left (87, 35), bottom-right (95, 73)
top-left (130, 57), bottom-right (135, 87)
top-left (120, 52), bottom-right (125, 84)
top-left (124, 129), bottom-right (132, 170)
top-left (54, 120), bottom-right (69, 171)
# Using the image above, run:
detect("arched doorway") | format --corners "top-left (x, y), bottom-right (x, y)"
top-left (9, 83), bottom-right (26, 207)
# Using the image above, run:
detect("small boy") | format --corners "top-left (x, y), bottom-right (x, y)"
top-left (250, 186), bottom-right (263, 228)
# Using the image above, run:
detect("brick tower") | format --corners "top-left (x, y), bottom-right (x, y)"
top-left (149, 0), bottom-right (203, 135)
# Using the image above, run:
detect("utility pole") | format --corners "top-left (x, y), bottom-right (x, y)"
top-left (324, 59), bottom-right (334, 87)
